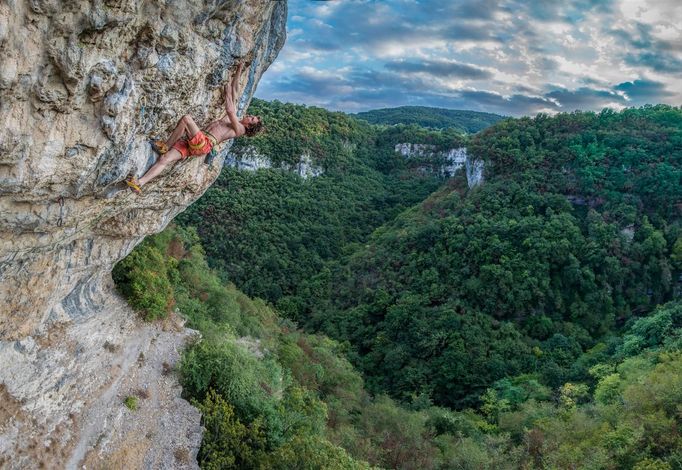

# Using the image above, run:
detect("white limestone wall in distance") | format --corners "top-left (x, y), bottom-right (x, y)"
top-left (395, 143), bottom-right (484, 187)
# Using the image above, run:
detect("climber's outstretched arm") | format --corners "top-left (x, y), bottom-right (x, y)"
top-left (232, 62), bottom-right (243, 101)
top-left (223, 81), bottom-right (244, 135)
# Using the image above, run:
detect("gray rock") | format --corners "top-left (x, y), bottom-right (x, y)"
top-left (0, 0), bottom-right (287, 467)
top-left (395, 143), bottom-right (484, 187)
top-left (225, 145), bottom-right (325, 179)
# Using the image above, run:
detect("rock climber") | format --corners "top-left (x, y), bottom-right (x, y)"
top-left (126, 62), bottom-right (264, 194)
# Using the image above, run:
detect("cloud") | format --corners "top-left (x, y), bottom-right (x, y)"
top-left (384, 59), bottom-right (493, 80)
top-left (545, 87), bottom-right (624, 109)
top-left (611, 21), bottom-right (682, 72)
top-left (624, 51), bottom-right (682, 73)
top-left (255, 0), bottom-right (682, 116)
top-left (293, 38), bottom-right (342, 52)
top-left (455, 90), bottom-right (558, 114)
top-left (614, 79), bottom-right (673, 103)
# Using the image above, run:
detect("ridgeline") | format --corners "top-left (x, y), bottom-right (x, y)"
top-left (354, 105), bottom-right (506, 133)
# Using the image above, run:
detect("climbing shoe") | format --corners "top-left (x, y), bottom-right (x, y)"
top-left (126, 177), bottom-right (142, 194)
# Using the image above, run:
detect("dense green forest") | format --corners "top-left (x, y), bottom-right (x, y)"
top-left (282, 105), bottom-right (682, 407)
top-left (115, 103), bottom-right (682, 468)
top-left (354, 106), bottom-right (505, 133)
top-left (114, 225), bottom-right (682, 469)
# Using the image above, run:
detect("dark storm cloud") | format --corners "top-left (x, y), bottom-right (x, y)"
top-left (384, 59), bottom-right (493, 80)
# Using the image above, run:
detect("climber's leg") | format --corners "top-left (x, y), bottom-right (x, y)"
top-left (137, 148), bottom-right (184, 187)
top-left (165, 114), bottom-right (201, 148)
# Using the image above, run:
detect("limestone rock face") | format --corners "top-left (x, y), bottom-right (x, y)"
top-left (225, 145), bottom-right (324, 178)
top-left (0, 0), bottom-right (286, 467)
top-left (394, 143), bottom-right (484, 187)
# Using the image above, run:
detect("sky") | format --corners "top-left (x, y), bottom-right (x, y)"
top-left (255, 0), bottom-right (682, 117)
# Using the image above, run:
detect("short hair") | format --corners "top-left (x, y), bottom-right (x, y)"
top-left (244, 118), bottom-right (264, 137)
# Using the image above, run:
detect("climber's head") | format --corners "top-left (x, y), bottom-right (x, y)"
top-left (242, 115), bottom-right (264, 137)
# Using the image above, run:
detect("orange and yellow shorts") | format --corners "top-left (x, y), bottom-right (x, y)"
top-left (173, 131), bottom-right (216, 159)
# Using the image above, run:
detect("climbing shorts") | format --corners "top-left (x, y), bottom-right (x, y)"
top-left (173, 131), bottom-right (215, 159)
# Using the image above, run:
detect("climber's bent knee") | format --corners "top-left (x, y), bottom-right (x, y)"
top-left (161, 148), bottom-right (183, 164)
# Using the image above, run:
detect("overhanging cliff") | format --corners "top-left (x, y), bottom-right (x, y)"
top-left (0, 0), bottom-right (286, 467)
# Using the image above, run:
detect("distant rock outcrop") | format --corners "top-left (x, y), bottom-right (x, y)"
top-left (395, 143), bottom-right (484, 188)
top-left (0, 0), bottom-right (286, 467)
top-left (225, 145), bottom-right (324, 179)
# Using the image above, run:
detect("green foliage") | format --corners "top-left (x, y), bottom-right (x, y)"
top-left (351, 395), bottom-right (440, 469)
top-left (117, 225), bottom-right (464, 468)
top-left (670, 237), bottom-right (682, 269)
top-left (481, 375), bottom-right (551, 423)
top-left (633, 459), bottom-right (672, 470)
top-left (618, 300), bottom-right (682, 357)
top-left (354, 106), bottom-right (505, 133)
top-left (493, 349), bottom-right (682, 469)
top-left (594, 373), bottom-right (622, 405)
top-left (196, 390), bottom-right (267, 469)
top-left (558, 382), bottom-right (590, 409)
top-left (115, 103), bottom-right (682, 469)
top-left (112, 235), bottom-right (175, 320)
top-left (180, 339), bottom-right (285, 444)
top-left (280, 105), bottom-right (682, 409)
top-left (263, 435), bottom-right (370, 470)
top-left (124, 395), bottom-right (138, 411)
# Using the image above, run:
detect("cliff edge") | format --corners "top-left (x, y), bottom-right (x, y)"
top-left (0, 0), bottom-right (286, 467)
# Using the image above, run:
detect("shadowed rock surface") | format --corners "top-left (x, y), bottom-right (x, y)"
top-left (0, 0), bottom-right (286, 467)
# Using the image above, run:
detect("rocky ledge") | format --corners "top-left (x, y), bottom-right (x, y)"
top-left (0, 0), bottom-right (286, 467)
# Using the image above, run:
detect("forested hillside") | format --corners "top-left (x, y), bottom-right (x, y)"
top-left (115, 103), bottom-right (682, 469)
top-left (115, 225), bottom-right (682, 469)
top-left (288, 105), bottom-right (682, 407)
top-left (178, 99), bottom-right (466, 302)
top-left (354, 106), bottom-right (505, 133)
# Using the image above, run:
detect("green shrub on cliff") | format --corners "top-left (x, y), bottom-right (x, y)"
top-left (180, 339), bottom-right (287, 445)
top-left (112, 234), bottom-right (175, 320)
top-left (195, 390), bottom-right (268, 469)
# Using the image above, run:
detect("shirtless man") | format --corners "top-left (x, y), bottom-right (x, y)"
top-left (126, 62), bottom-right (263, 193)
